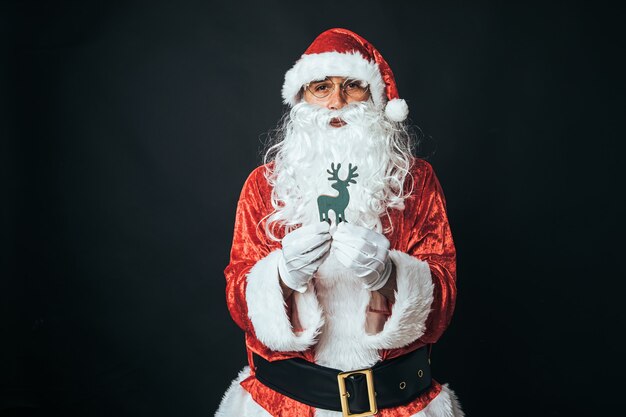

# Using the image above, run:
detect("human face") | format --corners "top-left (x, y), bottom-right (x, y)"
top-left (302, 76), bottom-right (371, 127)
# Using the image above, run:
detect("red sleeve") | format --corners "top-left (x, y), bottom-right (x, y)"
top-left (223, 166), bottom-right (276, 331)
top-left (405, 161), bottom-right (457, 344)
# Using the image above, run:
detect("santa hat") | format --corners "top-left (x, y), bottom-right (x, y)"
top-left (282, 28), bottom-right (409, 122)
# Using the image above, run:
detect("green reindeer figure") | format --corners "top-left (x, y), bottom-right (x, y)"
top-left (317, 162), bottom-right (359, 224)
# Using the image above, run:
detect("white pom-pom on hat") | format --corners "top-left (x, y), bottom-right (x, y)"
top-left (385, 98), bottom-right (409, 122)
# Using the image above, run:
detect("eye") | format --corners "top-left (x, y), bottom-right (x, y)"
top-left (344, 79), bottom-right (366, 91)
top-left (314, 84), bottom-right (329, 92)
top-left (307, 80), bottom-right (334, 97)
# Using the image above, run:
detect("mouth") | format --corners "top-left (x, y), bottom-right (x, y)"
top-left (329, 117), bottom-right (347, 128)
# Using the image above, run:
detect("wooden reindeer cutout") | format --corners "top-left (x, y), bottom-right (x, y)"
top-left (317, 162), bottom-right (359, 224)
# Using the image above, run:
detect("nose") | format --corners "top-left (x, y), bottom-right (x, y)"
top-left (326, 85), bottom-right (347, 110)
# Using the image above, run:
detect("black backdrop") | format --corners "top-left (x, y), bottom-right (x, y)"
top-left (2, 1), bottom-right (624, 416)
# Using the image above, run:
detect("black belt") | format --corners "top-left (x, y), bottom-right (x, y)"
top-left (253, 346), bottom-right (432, 417)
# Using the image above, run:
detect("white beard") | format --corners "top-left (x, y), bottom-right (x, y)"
top-left (264, 101), bottom-right (413, 240)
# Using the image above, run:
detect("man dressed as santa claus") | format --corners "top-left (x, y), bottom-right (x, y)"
top-left (217, 28), bottom-right (463, 417)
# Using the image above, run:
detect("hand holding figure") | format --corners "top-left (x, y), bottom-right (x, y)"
top-left (332, 222), bottom-right (393, 290)
top-left (278, 221), bottom-right (332, 292)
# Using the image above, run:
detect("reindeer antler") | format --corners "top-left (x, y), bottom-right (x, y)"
top-left (345, 163), bottom-right (359, 186)
top-left (327, 162), bottom-right (342, 181)
top-left (326, 162), bottom-right (359, 186)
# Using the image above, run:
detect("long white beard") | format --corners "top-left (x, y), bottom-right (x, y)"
top-left (264, 101), bottom-right (413, 241)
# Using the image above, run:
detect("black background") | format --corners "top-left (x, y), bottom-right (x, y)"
top-left (2, 1), bottom-right (624, 416)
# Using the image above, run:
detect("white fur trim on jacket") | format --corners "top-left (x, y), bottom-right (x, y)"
top-left (364, 250), bottom-right (434, 349)
top-left (282, 51), bottom-right (386, 109)
top-left (215, 366), bottom-right (273, 417)
top-left (246, 249), bottom-right (324, 352)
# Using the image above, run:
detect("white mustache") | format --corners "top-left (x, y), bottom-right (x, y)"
top-left (289, 101), bottom-right (382, 130)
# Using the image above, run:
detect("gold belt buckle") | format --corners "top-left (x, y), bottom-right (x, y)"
top-left (336, 368), bottom-right (377, 417)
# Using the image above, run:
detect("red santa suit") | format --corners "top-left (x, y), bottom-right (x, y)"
top-left (217, 157), bottom-right (459, 417)
top-left (216, 28), bottom-right (462, 417)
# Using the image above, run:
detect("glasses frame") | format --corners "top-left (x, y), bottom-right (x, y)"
top-left (303, 77), bottom-right (370, 100)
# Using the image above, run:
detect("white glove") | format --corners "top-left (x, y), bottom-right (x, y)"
top-left (332, 222), bottom-right (392, 291)
top-left (278, 221), bottom-right (332, 293)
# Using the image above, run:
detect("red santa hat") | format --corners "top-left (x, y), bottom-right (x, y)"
top-left (282, 28), bottom-right (409, 122)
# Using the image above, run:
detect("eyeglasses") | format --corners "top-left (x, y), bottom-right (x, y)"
top-left (304, 77), bottom-right (370, 100)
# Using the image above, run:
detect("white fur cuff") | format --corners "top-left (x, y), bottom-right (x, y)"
top-left (365, 250), bottom-right (434, 350)
top-left (246, 250), bottom-right (324, 352)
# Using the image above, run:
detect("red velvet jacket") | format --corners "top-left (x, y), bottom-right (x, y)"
top-left (224, 158), bottom-right (456, 417)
